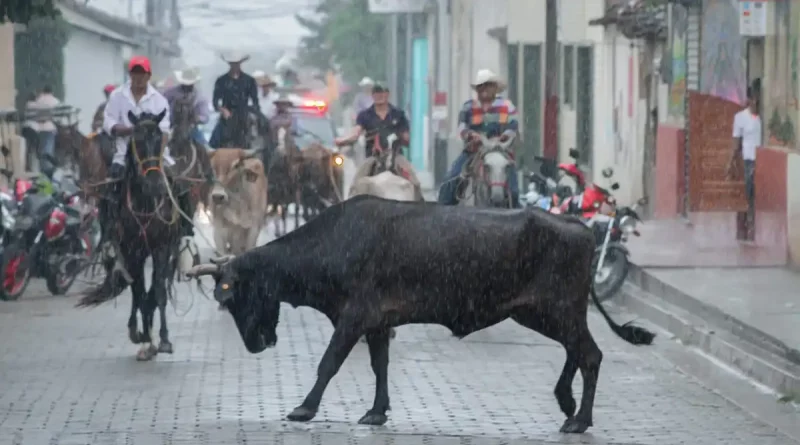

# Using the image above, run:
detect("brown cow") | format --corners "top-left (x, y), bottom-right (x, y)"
top-left (208, 149), bottom-right (268, 255)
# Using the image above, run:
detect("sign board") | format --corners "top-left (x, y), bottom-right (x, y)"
top-left (368, 0), bottom-right (428, 13)
top-left (739, 0), bottom-right (767, 36)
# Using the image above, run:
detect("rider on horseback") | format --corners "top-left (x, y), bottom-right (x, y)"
top-left (210, 51), bottom-right (260, 149)
top-left (163, 68), bottom-right (212, 150)
top-left (101, 56), bottom-right (197, 247)
top-left (335, 83), bottom-right (422, 198)
top-left (437, 69), bottom-right (521, 208)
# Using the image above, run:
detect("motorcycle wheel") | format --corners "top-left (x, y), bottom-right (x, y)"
top-left (46, 233), bottom-right (91, 296)
top-left (592, 244), bottom-right (630, 302)
top-left (0, 242), bottom-right (32, 301)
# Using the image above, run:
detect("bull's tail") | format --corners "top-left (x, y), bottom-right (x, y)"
top-left (76, 270), bottom-right (130, 308)
top-left (590, 287), bottom-right (655, 345)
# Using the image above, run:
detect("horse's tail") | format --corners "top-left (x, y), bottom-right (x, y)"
top-left (75, 270), bottom-right (129, 307)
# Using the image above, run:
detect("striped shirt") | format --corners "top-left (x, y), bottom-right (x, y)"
top-left (457, 96), bottom-right (519, 142)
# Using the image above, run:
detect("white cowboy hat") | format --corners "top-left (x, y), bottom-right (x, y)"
top-left (221, 51), bottom-right (250, 64)
top-left (174, 67), bottom-right (201, 85)
top-left (358, 77), bottom-right (375, 87)
top-left (471, 69), bottom-right (506, 91)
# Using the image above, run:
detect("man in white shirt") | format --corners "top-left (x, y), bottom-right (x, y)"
top-left (102, 56), bottom-right (196, 246)
top-left (27, 85), bottom-right (62, 175)
top-left (728, 86), bottom-right (761, 237)
top-left (253, 71), bottom-right (279, 119)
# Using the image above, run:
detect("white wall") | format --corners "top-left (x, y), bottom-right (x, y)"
top-left (547, 0), bottom-right (646, 206)
top-left (63, 29), bottom-right (129, 134)
top-left (447, 0), bottom-right (508, 160)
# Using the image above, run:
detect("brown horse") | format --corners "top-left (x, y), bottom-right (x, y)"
top-left (267, 126), bottom-right (303, 236)
top-left (55, 123), bottom-right (86, 173)
top-left (167, 91), bottom-right (213, 214)
top-left (78, 132), bottom-right (114, 206)
top-left (298, 142), bottom-right (343, 220)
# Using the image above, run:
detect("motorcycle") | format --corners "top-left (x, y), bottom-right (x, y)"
top-left (587, 205), bottom-right (642, 301)
top-left (554, 167), bottom-right (618, 217)
top-left (523, 155), bottom-right (573, 211)
top-left (0, 173), bottom-right (97, 301)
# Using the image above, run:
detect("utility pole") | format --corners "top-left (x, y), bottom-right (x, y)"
top-left (543, 0), bottom-right (559, 160)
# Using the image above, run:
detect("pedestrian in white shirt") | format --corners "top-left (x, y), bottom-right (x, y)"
top-left (727, 86), bottom-right (761, 237)
top-left (103, 55), bottom-right (175, 177)
top-left (27, 85), bottom-right (61, 173)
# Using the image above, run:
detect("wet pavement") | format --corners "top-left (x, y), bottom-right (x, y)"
top-left (1, 267), bottom-right (798, 445)
top-left (644, 267), bottom-right (800, 353)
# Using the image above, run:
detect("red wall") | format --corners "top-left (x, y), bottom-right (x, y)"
top-left (653, 125), bottom-right (685, 218)
top-left (650, 123), bottom-right (788, 265)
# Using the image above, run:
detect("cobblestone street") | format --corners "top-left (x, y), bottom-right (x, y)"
top-left (1, 263), bottom-right (797, 445)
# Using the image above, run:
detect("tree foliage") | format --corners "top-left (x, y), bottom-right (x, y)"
top-left (295, 0), bottom-right (387, 86)
top-left (0, 0), bottom-right (59, 24)
top-left (15, 15), bottom-right (70, 109)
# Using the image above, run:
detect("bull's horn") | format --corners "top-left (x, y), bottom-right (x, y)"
top-left (210, 255), bottom-right (235, 265)
top-left (186, 264), bottom-right (219, 277)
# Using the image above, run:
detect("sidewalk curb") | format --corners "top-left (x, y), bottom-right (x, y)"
top-left (621, 265), bottom-right (800, 398)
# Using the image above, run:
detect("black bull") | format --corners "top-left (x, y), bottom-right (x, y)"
top-left (187, 196), bottom-right (655, 433)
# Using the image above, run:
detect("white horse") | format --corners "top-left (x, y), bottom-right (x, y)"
top-left (459, 135), bottom-right (515, 208)
top-left (348, 134), bottom-right (419, 202)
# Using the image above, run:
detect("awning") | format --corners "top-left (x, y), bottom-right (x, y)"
top-left (588, 0), bottom-right (667, 41)
top-left (58, 6), bottom-right (138, 47)
top-left (487, 26), bottom-right (508, 42)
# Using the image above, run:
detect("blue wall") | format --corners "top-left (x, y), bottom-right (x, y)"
top-left (410, 37), bottom-right (429, 172)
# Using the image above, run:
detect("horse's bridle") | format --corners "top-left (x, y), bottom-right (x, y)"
top-left (130, 120), bottom-right (165, 176)
top-left (467, 146), bottom-right (513, 198)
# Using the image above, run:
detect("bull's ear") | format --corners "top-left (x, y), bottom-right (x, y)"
top-left (128, 111), bottom-right (138, 125)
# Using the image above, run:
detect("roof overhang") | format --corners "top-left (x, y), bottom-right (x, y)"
top-left (58, 6), bottom-right (139, 47)
top-left (487, 26), bottom-right (507, 42)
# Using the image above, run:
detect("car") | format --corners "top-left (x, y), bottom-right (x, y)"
top-left (289, 98), bottom-right (345, 192)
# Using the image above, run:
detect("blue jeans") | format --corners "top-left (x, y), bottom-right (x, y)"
top-left (191, 126), bottom-right (208, 147)
top-left (39, 130), bottom-right (56, 157)
top-left (437, 151), bottom-right (520, 207)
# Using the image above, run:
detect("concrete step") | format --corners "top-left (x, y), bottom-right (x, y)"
top-left (621, 266), bottom-right (800, 399)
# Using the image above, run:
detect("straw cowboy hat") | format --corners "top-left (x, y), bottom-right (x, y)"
top-left (221, 50), bottom-right (250, 64)
top-left (358, 76), bottom-right (375, 87)
top-left (174, 67), bottom-right (201, 85)
top-left (471, 69), bottom-right (506, 92)
top-left (252, 70), bottom-right (277, 87)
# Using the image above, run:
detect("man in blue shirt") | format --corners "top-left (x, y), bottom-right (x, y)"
top-left (438, 69), bottom-right (520, 207)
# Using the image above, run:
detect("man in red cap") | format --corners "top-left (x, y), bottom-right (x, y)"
top-left (102, 56), bottom-right (198, 252)
top-left (92, 84), bottom-right (116, 133)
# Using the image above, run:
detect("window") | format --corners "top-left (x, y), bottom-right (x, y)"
top-left (563, 45), bottom-right (574, 106)
top-left (522, 44), bottom-right (542, 164)
top-left (576, 46), bottom-right (594, 166)
top-left (507, 44), bottom-right (519, 106)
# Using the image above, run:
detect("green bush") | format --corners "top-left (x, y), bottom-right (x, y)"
top-left (1, 0), bottom-right (59, 25)
top-left (14, 14), bottom-right (70, 110)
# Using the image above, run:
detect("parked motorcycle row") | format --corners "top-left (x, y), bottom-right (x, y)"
top-left (521, 148), bottom-right (645, 301)
top-left (0, 145), bottom-right (101, 301)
